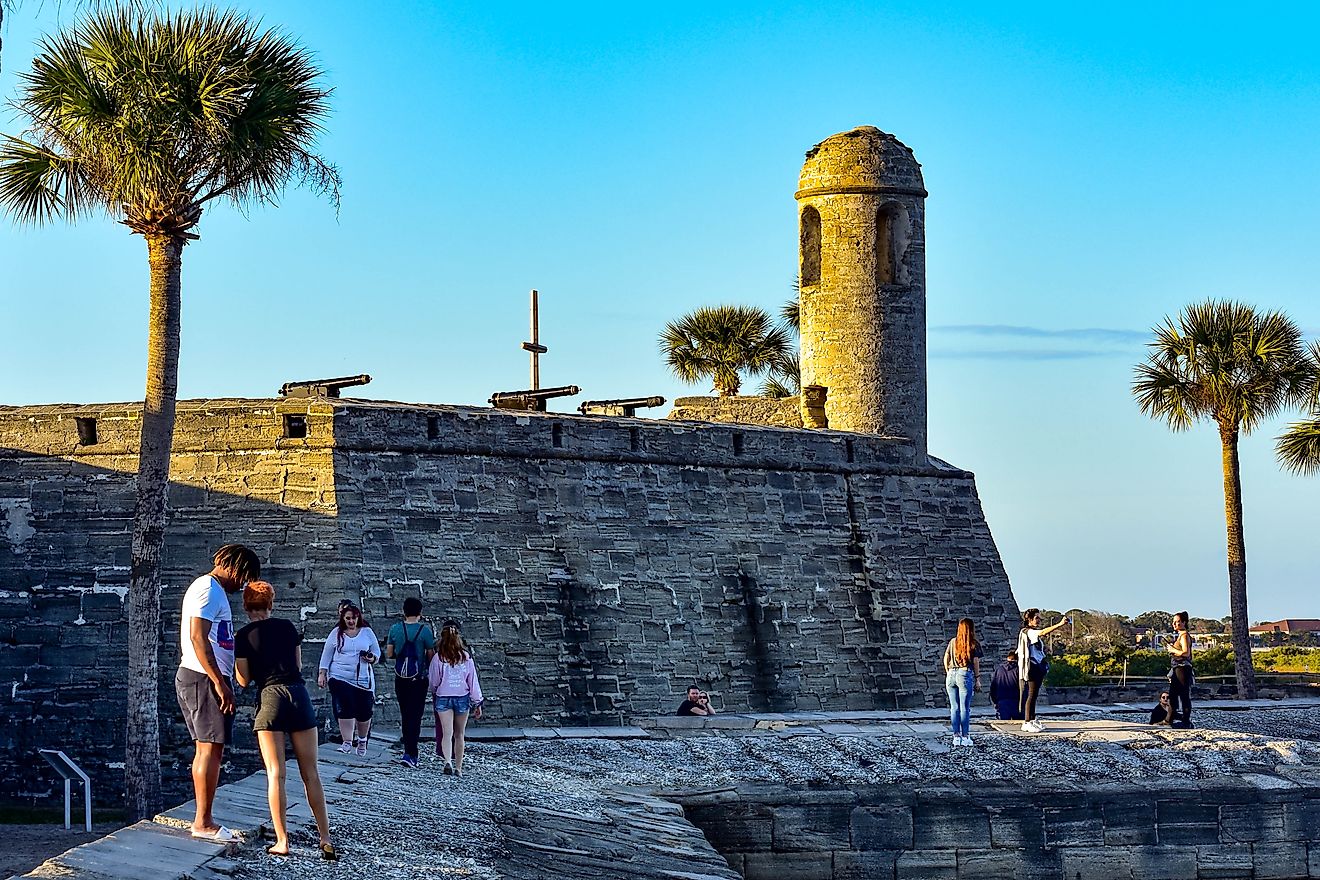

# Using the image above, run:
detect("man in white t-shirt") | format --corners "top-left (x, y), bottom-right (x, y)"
top-left (174, 544), bottom-right (260, 842)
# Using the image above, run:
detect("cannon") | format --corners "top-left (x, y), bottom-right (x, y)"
top-left (577, 396), bottom-right (666, 418)
top-left (488, 385), bottom-right (580, 412)
top-left (278, 375), bottom-right (372, 399)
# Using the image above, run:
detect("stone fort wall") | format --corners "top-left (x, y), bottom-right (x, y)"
top-left (0, 398), bottom-right (1018, 804)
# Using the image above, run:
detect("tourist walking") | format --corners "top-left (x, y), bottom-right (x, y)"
top-left (317, 603), bottom-right (381, 756)
top-left (429, 619), bottom-right (483, 777)
top-left (175, 544), bottom-right (260, 842)
top-left (1016, 608), bottom-right (1070, 733)
top-left (1166, 611), bottom-right (1195, 729)
top-left (943, 618), bottom-right (982, 746)
top-left (384, 597), bottom-right (436, 768)
top-left (989, 650), bottom-right (1021, 720)
top-left (234, 582), bottom-right (337, 861)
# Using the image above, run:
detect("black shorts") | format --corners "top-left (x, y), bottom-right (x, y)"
top-left (254, 683), bottom-right (318, 733)
top-left (175, 667), bottom-right (234, 745)
top-left (328, 678), bottom-right (374, 721)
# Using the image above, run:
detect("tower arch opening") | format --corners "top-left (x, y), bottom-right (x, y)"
top-left (875, 202), bottom-right (907, 286)
top-left (800, 206), bottom-right (821, 286)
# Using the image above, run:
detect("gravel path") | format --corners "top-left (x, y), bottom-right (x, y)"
top-left (226, 709), bottom-right (1320, 880)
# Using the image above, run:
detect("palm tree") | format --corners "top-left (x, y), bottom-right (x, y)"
top-left (0, 6), bottom-right (339, 819)
top-left (1277, 342), bottom-right (1320, 475)
top-left (660, 305), bottom-right (790, 396)
top-left (1132, 300), bottom-right (1312, 698)
top-left (761, 297), bottom-right (801, 397)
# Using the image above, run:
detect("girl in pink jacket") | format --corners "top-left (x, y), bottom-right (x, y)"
top-left (428, 619), bottom-right (483, 776)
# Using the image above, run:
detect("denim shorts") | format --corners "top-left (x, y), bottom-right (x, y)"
top-left (434, 694), bottom-right (471, 714)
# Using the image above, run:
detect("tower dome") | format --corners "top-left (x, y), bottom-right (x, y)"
top-left (797, 126), bottom-right (927, 200)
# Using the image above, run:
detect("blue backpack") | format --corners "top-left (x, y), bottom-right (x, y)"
top-left (394, 623), bottom-right (425, 679)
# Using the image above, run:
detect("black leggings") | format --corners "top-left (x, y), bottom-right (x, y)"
top-left (1019, 666), bottom-right (1045, 722)
top-left (1169, 666), bottom-right (1193, 726)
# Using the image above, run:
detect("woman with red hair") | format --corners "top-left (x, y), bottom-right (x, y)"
top-left (942, 618), bottom-right (982, 747)
top-left (234, 581), bottom-right (336, 860)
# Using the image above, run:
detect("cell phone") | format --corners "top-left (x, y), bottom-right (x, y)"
top-left (359, 651), bottom-right (374, 660)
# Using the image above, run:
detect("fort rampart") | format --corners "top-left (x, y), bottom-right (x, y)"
top-left (0, 397), bottom-right (1017, 804)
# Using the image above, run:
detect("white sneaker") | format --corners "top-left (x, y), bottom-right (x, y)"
top-left (963, 735), bottom-right (974, 747)
top-left (952, 735), bottom-right (962, 747)
top-left (1021, 722), bottom-right (1036, 733)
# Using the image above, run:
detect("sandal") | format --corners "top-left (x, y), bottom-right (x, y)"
top-left (191, 825), bottom-right (242, 843)
top-left (321, 842), bottom-right (339, 861)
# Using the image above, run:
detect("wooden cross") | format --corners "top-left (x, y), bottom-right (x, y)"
top-left (521, 289), bottom-right (548, 390)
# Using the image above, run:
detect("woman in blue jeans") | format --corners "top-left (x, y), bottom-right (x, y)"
top-left (943, 618), bottom-right (982, 747)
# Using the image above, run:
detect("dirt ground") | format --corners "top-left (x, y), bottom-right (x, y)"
top-left (0, 823), bottom-right (121, 878)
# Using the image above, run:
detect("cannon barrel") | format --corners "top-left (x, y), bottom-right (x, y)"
top-left (279, 374), bottom-right (372, 399)
top-left (489, 385), bottom-right (581, 412)
top-left (577, 396), bottom-right (665, 416)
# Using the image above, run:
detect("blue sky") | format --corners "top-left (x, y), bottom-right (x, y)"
top-left (1, 2), bottom-right (1317, 621)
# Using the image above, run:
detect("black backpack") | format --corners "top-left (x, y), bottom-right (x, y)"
top-left (394, 623), bottom-right (425, 679)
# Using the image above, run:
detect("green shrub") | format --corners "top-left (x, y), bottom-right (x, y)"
top-left (1045, 657), bottom-right (1091, 687)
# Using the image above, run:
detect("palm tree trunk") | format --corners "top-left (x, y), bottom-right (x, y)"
top-left (1219, 422), bottom-right (1256, 699)
top-left (124, 234), bottom-right (184, 821)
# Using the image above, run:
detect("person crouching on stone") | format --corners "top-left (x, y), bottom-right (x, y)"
top-left (429, 619), bottom-right (483, 777)
top-left (317, 603), bottom-right (381, 757)
top-left (943, 618), bottom-right (982, 747)
top-left (989, 650), bottom-right (1021, 720)
top-left (234, 581), bottom-right (337, 861)
top-left (1016, 608), bottom-right (1069, 733)
top-left (1149, 691), bottom-right (1172, 726)
top-left (676, 685), bottom-right (710, 716)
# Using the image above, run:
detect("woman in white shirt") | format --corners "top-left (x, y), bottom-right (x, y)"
top-left (1016, 608), bottom-right (1069, 733)
top-left (317, 603), bottom-right (381, 756)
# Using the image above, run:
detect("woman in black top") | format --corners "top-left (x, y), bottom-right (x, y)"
top-left (1165, 611), bottom-right (1195, 729)
top-left (234, 582), bottom-right (336, 860)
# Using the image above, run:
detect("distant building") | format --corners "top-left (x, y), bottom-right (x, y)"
top-left (1250, 619), bottom-right (1320, 635)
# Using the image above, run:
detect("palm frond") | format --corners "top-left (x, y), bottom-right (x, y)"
top-left (658, 304), bottom-right (789, 396)
top-left (1132, 299), bottom-right (1309, 436)
top-left (1277, 418), bottom-right (1320, 476)
top-left (1, 5), bottom-right (338, 233)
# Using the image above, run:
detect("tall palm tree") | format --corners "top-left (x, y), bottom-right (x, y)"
top-left (1132, 300), bottom-right (1312, 698)
top-left (1277, 342), bottom-right (1320, 475)
top-left (0, 6), bottom-right (339, 819)
top-left (660, 305), bottom-right (790, 396)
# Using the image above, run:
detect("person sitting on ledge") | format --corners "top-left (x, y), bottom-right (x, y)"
top-left (699, 690), bottom-right (717, 716)
top-left (1149, 691), bottom-right (1172, 726)
top-left (676, 685), bottom-right (711, 716)
top-left (989, 650), bottom-right (1022, 721)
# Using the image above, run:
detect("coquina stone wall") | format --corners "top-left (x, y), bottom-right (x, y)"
top-left (0, 397), bottom-right (1018, 804)
top-left (673, 777), bottom-right (1320, 879)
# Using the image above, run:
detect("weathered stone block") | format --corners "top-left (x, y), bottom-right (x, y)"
top-left (913, 801), bottom-right (992, 849)
top-left (1157, 821), bottom-right (1221, 846)
top-left (833, 849), bottom-right (898, 880)
top-left (1059, 847), bottom-right (1133, 880)
top-left (956, 848), bottom-right (1029, 880)
top-left (1129, 845), bottom-right (1199, 880)
top-left (1195, 844), bottom-right (1254, 878)
top-left (743, 851), bottom-right (832, 880)
top-left (896, 850), bottom-right (957, 880)
top-left (1285, 800), bottom-right (1320, 841)
top-left (852, 805), bottom-right (914, 850)
top-left (1254, 842), bottom-right (1309, 879)
top-left (772, 803), bottom-right (852, 852)
top-left (1221, 803), bottom-right (1285, 843)
top-left (1044, 803), bottom-right (1105, 847)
